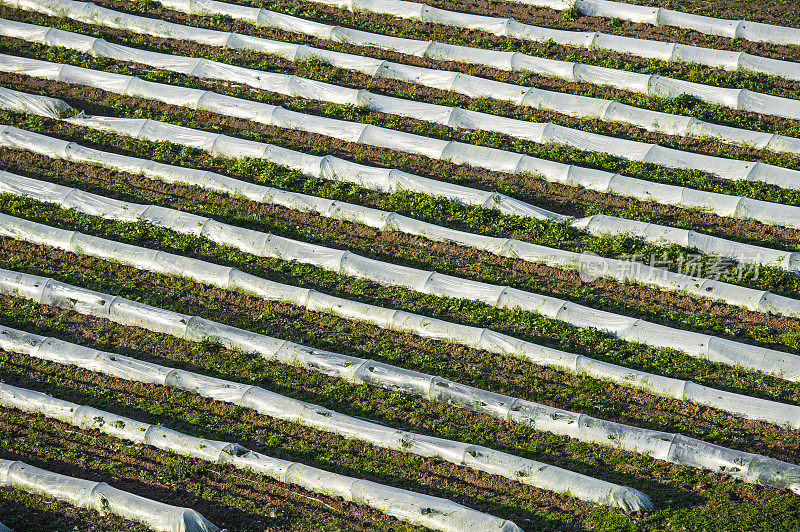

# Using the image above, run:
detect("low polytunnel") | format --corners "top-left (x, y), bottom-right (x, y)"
top-left (0, 459), bottom-right (219, 532)
top-left (0, 272), bottom-right (798, 496)
top-left (0, 382), bottom-right (524, 531)
top-left (0, 322), bottom-right (651, 512)
top-left (2, 169), bottom-right (800, 382)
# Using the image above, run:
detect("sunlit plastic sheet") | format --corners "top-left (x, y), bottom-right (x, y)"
top-left (510, 0), bottom-right (800, 46)
top-left (0, 321), bottom-right (796, 500)
top-left (3, 114), bottom-right (800, 278)
top-left (0, 327), bottom-right (650, 513)
top-left (11, 121), bottom-right (792, 275)
top-left (4, 76), bottom-right (800, 254)
top-left (0, 82), bottom-right (69, 118)
top-left (9, 48), bottom-right (800, 224)
top-left (0, 457), bottom-right (218, 532)
top-left (1, 91), bottom-right (799, 275)
top-left (3, 208), bottom-right (800, 431)
top-left (0, 383), bottom-right (527, 532)
top-left (146, 0), bottom-right (800, 80)
top-left (7, 0), bottom-right (800, 155)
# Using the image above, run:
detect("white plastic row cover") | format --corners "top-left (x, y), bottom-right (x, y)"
top-left (4, 88), bottom-right (799, 280)
top-left (0, 458), bottom-right (218, 532)
top-left (2, 211), bottom-right (800, 430)
top-left (4, 85), bottom-right (799, 277)
top-left (0, 82), bottom-right (70, 117)
top-left (0, 522), bottom-right (9, 532)
top-left (0, 382), bottom-right (523, 532)
top-left (148, 0), bottom-right (800, 83)
top-left (0, 273), bottom-right (796, 497)
top-left (513, 0), bottom-right (800, 46)
top-left (0, 322), bottom-right (650, 513)
top-left (152, 0), bottom-right (800, 91)
top-left (5, 57), bottom-right (800, 235)
top-left (4, 20), bottom-right (798, 200)
top-left (2, 124), bottom-right (796, 278)
top-left (9, 0), bottom-right (800, 153)
top-left (5, 167), bottom-right (800, 384)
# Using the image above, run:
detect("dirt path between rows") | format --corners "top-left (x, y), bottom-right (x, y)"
top-left (0, 401), bottom-right (394, 532)
top-left (74, 0), bottom-right (800, 97)
top-left (412, 0), bottom-right (800, 61)
top-left (587, 0), bottom-right (800, 29)
top-left (4, 291), bottom-right (800, 529)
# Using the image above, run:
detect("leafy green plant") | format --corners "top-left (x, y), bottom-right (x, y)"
top-left (562, 4), bottom-right (582, 21)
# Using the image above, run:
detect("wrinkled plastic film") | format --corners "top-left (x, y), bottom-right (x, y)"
top-left (1, 90), bottom-right (800, 273)
top-left (0, 313), bottom-right (796, 496)
top-left (0, 324), bottom-right (650, 512)
top-left (155, 0), bottom-right (800, 92)
top-left (0, 213), bottom-right (799, 429)
top-left (4, 139), bottom-right (800, 377)
top-left (4, 62), bottom-right (800, 235)
top-left (4, 18), bottom-right (798, 190)
top-left (4, 173), bottom-right (795, 383)
top-left (1, 123), bottom-right (796, 282)
top-left (0, 382), bottom-right (524, 532)
top-left (515, 0), bottom-right (800, 46)
top-left (6, 111), bottom-right (800, 320)
top-left (0, 457), bottom-right (218, 532)
top-left (7, 0), bottom-right (800, 154)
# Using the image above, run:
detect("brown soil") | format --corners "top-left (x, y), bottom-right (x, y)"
top-left (5, 9), bottom-right (798, 174)
top-left (415, 0), bottom-right (800, 62)
top-left (2, 291), bottom-right (799, 528)
top-left (0, 333), bottom-right (617, 531)
top-left (593, 0), bottom-right (800, 29)
top-left (4, 1), bottom-right (800, 528)
top-left (0, 486), bottom-right (150, 532)
top-left (0, 404), bottom-right (406, 532)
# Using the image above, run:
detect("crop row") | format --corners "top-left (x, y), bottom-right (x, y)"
top-left (4, 13), bottom-right (796, 189)
top-left (3, 237), bottom-right (800, 529)
top-left (2, 1), bottom-right (799, 528)
top-left (13, 0), bottom-right (800, 141)
top-left (5, 68), bottom-right (800, 275)
top-left (353, 0), bottom-right (800, 56)
top-left (2, 152), bottom-right (800, 390)
top-left (5, 104), bottom-right (796, 344)
top-left (4, 155), bottom-right (800, 439)
top-left (119, 0), bottom-right (800, 94)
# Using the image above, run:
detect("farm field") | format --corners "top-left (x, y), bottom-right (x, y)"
top-left (1, 0), bottom-right (800, 530)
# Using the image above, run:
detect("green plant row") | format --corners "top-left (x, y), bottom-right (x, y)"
top-left (7, 56), bottom-right (800, 252)
top-left (575, 0), bottom-right (800, 29)
top-left (6, 6), bottom-right (800, 173)
top-left (3, 233), bottom-right (800, 531)
top-left (0, 305), bottom-right (678, 532)
top-left (14, 0), bottom-right (800, 142)
top-left (122, 0), bottom-right (800, 98)
top-left (4, 183), bottom-right (800, 417)
top-left (0, 486), bottom-right (148, 532)
top-left (0, 365), bottom-right (425, 531)
top-left (6, 31), bottom-right (800, 219)
top-left (4, 101), bottom-right (800, 298)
